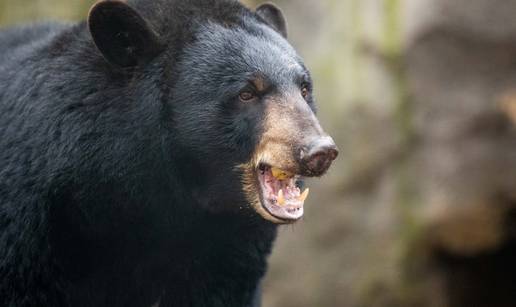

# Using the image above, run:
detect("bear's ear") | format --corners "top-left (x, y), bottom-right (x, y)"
top-left (88, 0), bottom-right (162, 68)
top-left (256, 3), bottom-right (288, 39)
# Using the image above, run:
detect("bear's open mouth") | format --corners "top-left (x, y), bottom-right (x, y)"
top-left (256, 163), bottom-right (308, 222)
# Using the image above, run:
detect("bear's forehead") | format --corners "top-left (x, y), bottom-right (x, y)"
top-left (181, 21), bottom-right (304, 85)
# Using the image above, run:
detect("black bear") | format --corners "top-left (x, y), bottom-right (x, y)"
top-left (0, 0), bottom-right (338, 306)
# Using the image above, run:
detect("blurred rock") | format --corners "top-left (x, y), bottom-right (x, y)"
top-left (405, 0), bottom-right (516, 306)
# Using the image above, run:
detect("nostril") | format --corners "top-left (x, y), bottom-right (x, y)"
top-left (327, 146), bottom-right (339, 161)
top-left (303, 141), bottom-right (339, 175)
top-left (308, 146), bottom-right (338, 163)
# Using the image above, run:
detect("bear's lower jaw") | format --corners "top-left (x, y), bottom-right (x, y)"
top-left (255, 164), bottom-right (308, 223)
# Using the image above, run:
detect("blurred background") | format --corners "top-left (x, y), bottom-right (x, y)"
top-left (3, 0), bottom-right (516, 306)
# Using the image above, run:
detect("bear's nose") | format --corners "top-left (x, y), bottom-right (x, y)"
top-left (301, 136), bottom-right (339, 176)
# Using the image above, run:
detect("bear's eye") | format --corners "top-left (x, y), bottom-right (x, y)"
top-left (301, 84), bottom-right (310, 99)
top-left (239, 91), bottom-right (256, 102)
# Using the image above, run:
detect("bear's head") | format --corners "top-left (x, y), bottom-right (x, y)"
top-left (88, 0), bottom-right (338, 224)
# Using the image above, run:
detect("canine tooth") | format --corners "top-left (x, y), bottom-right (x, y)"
top-left (271, 167), bottom-right (293, 180)
top-left (298, 188), bottom-right (310, 202)
top-left (278, 189), bottom-right (285, 206)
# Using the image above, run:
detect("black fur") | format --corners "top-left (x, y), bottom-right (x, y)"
top-left (88, 1), bottom-right (163, 67)
top-left (0, 0), bottom-right (311, 306)
top-left (256, 3), bottom-right (287, 38)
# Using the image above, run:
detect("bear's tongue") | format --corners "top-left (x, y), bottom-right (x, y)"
top-left (258, 166), bottom-right (309, 220)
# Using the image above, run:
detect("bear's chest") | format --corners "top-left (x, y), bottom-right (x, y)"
top-left (62, 219), bottom-right (276, 307)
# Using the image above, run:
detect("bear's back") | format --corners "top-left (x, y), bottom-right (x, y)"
top-left (0, 22), bottom-right (68, 66)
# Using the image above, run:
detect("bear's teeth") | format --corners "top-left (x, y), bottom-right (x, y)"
top-left (271, 167), bottom-right (294, 180)
top-left (298, 188), bottom-right (309, 202)
top-left (277, 189), bottom-right (285, 206)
